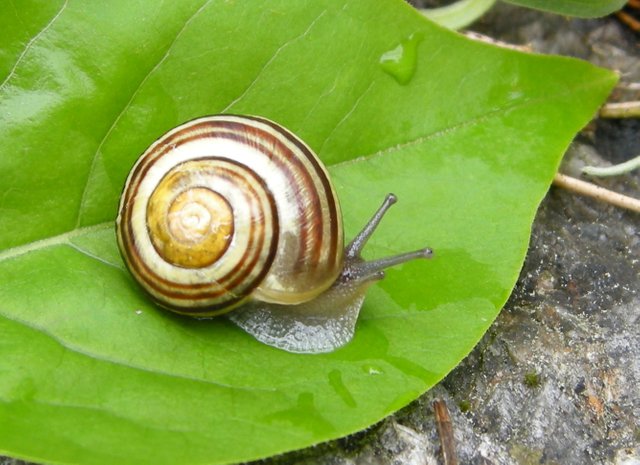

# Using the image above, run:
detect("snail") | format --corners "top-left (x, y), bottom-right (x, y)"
top-left (116, 115), bottom-right (432, 353)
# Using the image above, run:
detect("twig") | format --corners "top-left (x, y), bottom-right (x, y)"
top-left (582, 154), bottom-right (640, 177)
top-left (553, 173), bottom-right (640, 213)
top-left (629, 0), bottom-right (640, 8)
top-left (600, 101), bottom-right (640, 118)
top-left (616, 11), bottom-right (640, 31)
top-left (433, 399), bottom-right (458, 465)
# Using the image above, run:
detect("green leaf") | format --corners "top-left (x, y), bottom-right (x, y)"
top-left (421, 0), bottom-right (497, 30)
top-left (0, 1), bottom-right (615, 464)
top-left (504, 0), bottom-right (626, 17)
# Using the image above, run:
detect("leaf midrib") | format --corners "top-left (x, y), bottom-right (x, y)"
top-left (0, 221), bottom-right (113, 264)
top-left (0, 302), bottom-right (279, 394)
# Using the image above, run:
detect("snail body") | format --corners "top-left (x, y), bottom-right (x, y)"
top-left (116, 115), bottom-right (431, 353)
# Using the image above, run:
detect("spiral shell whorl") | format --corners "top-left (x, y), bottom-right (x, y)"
top-left (116, 115), bottom-right (343, 315)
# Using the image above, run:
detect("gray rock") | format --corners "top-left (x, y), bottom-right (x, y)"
top-left (0, 457), bottom-right (28, 465)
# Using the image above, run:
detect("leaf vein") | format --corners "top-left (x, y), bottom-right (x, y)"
top-left (74, 0), bottom-right (215, 228)
top-left (318, 80), bottom-right (376, 155)
top-left (65, 242), bottom-right (125, 271)
top-left (0, 309), bottom-right (277, 393)
top-left (0, 396), bottom-right (307, 440)
top-left (0, 0), bottom-right (68, 92)
top-left (220, 9), bottom-right (329, 113)
top-left (0, 221), bottom-right (113, 264)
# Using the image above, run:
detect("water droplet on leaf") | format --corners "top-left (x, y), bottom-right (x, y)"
top-left (379, 32), bottom-right (423, 85)
top-left (363, 364), bottom-right (384, 375)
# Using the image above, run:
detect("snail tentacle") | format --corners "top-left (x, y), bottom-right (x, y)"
top-left (345, 193), bottom-right (397, 258)
top-left (344, 193), bottom-right (432, 283)
top-left (342, 247), bottom-right (433, 283)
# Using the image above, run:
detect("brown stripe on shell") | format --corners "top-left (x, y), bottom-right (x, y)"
top-left (240, 115), bottom-right (341, 270)
top-left (126, 178), bottom-right (254, 296)
top-left (121, 125), bottom-right (314, 282)
top-left (153, 287), bottom-right (248, 316)
top-left (191, 162), bottom-right (279, 297)
top-left (209, 117), bottom-right (341, 280)
top-left (118, 158), bottom-right (279, 312)
top-left (130, 162), bottom-right (274, 295)
top-left (209, 119), bottom-right (321, 273)
top-left (125, 121), bottom-right (318, 265)
top-left (159, 118), bottom-right (334, 280)
top-left (146, 189), bottom-right (262, 314)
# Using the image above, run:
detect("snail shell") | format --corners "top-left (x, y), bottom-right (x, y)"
top-left (116, 115), bottom-right (432, 353)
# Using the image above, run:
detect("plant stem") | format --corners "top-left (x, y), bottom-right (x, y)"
top-left (600, 101), bottom-right (640, 118)
top-left (553, 173), bottom-right (640, 213)
top-left (582, 155), bottom-right (640, 177)
top-left (421, 0), bottom-right (497, 30)
top-left (616, 10), bottom-right (640, 32)
top-left (433, 400), bottom-right (458, 465)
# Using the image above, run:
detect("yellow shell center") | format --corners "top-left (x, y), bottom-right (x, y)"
top-left (147, 181), bottom-right (234, 269)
